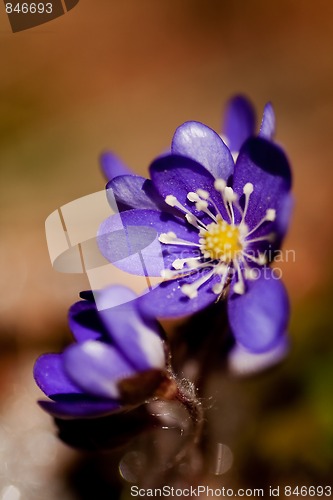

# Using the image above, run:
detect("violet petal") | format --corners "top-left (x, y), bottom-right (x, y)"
top-left (228, 268), bottom-right (289, 353)
top-left (97, 287), bottom-right (165, 371)
top-left (38, 398), bottom-right (120, 419)
top-left (259, 102), bottom-right (276, 140)
top-left (222, 95), bottom-right (256, 152)
top-left (33, 353), bottom-right (84, 398)
top-left (149, 154), bottom-right (227, 220)
top-left (68, 300), bottom-right (108, 342)
top-left (228, 334), bottom-right (289, 376)
top-left (106, 175), bottom-right (163, 212)
top-left (172, 121), bottom-right (234, 180)
top-left (233, 137), bottom-right (292, 235)
top-left (98, 209), bottom-right (198, 276)
top-left (138, 270), bottom-right (220, 318)
top-left (63, 340), bottom-right (137, 399)
top-left (100, 151), bottom-right (132, 181)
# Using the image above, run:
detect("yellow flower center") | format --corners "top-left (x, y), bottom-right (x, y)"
top-left (201, 220), bottom-right (243, 262)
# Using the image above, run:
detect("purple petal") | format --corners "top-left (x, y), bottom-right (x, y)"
top-left (228, 335), bottom-right (289, 376)
top-left (100, 151), bottom-right (132, 181)
top-left (98, 209), bottom-right (198, 276)
top-left (138, 271), bottom-right (220, 318)
top-left (273, 192), bottom-right (294, 246)
top-left (172, 121), bottom-right (234, 180)
top-left (222, 95), bottom-right (256, 153)
top-left (93, 284), bottom-right (138, 310)
top-left (38, 398), bottom-right (120, 419)
top-left (34, 354), bottom-right (84, 398)
top-left (228, 268), bottom-right (290, 353)
top-left (106, 175), bottom-right (163, 212)
top-left (233, 137), bottom-right (292, 236)
top-left (63, 340), bottom-right (137, 399)
top-left (68, 300), bottom-right (107, 342)
top-left (259, 102), bottom-right (276, 140)
top-left (97, 286), bottom-right (165, 371)
top-left (149, 154), bottom-right (227, 220)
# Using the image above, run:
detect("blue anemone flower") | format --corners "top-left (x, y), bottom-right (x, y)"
top-left (99, 94), bottom-right (275, 202)
top-left (98, 104), bottom-right (292, 354)
top-left (33, 286), bottom-right (167, 419)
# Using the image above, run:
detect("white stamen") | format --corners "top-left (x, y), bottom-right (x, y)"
top-left (233, 259), bottom-right (246, 295)
top-left (245, 208), bottom-right (276, 238)
top-left (161, 269), bottom-right (176, 279)
top-left (165, 195), bottom-right (204, 228)
top-left (246, 233), bottom-right (276, 244)
top-left (212, 283), bottom-right (224, 295)
top-left (187, 258), bottom-right (202, 268)
top-left (158, 231), bottom-right (177, 243)
top-left (187, 192), bottom-right (200, 202)
top-left (266, 208), bottom-right (276, 221)
top-left (181, 284), bottom-right (198, 299)
top-left (181, 268), bottom-right (216, 298)
top-left (233, 281), bottom-right (245, 294)
top-left (165, 195), bottom-right (178, 207)
top-left (158, 232), bottom-right (201, 247)
top-left (243, 251), bottom-right (267, 265)
top-left (171, 256), bottom-right (202, 270)
top-left (196, 200), bottom-right (209, 211)
top-left (195, 199), bottom-right (217, 223)
top-left (243, 182), bottom-right (254, 195)
top-left (185, 213), bottom-right (205, 230)
top-left (215, 263), bottom-right (229, 275)
top-left (196, 189), bottom-right (210, 199)
top-left (214, 178), bottom-right (226, 192)
top-left (224, 187), bottom-right (237, 202)
top-left (172, 259), bottom-right (185, 270)
top-left (240, 182), bottom-right (254, 225)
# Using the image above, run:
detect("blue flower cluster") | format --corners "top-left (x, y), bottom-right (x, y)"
top-left (34, 96), bottom-right (292, 420)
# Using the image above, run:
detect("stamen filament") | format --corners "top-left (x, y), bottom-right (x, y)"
top-left (159, 233), bottom-right (201, 247)
top-left (181, 268), bottom-right (216, 299)
top-left (245, 233), bottom-right (275, 244)
top-left (233, 259), bottom-right (245, 294)
top-left (244, 209), bottom-right (276, 238)
top-left (240, 182), bottom-right (254, 225)
top-left (242, 251), bottom-right (267, 265)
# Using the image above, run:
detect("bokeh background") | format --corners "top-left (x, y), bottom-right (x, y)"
top-left (1, 1), bottom-right (333, 498)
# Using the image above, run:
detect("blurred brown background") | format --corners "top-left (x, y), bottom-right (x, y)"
top-left (1, 1), bottom-right (333, 498)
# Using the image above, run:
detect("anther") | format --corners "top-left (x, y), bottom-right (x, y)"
top-left (196, 189), bottom-right (209, 199)
top-left (172, 259), bottom-right (185, 270)
top-left (266, 208), bottom-right (276, 221)
top-left (161, 269), bottom-right (175, 279)
top-left (243, 182), bottom-right (254, 195)
top-left (214, 178), bottom-right (226, 192)
top-left (195, 200), bottom-right (208, 211)
top-left (233, 281), bottom-right (245, 294)
top-left (181, 284), bottom-right (198, 299)
top-left (187, 192), bottom-right (200, 202)
top-left (212, 283), bottom-right (224, 295)
top-left (224, 187), bottom-right (237, 202)
top-left (158, 232), bottom-right (177, 244)
top-left (165, 195), bottom-right (178, 207)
